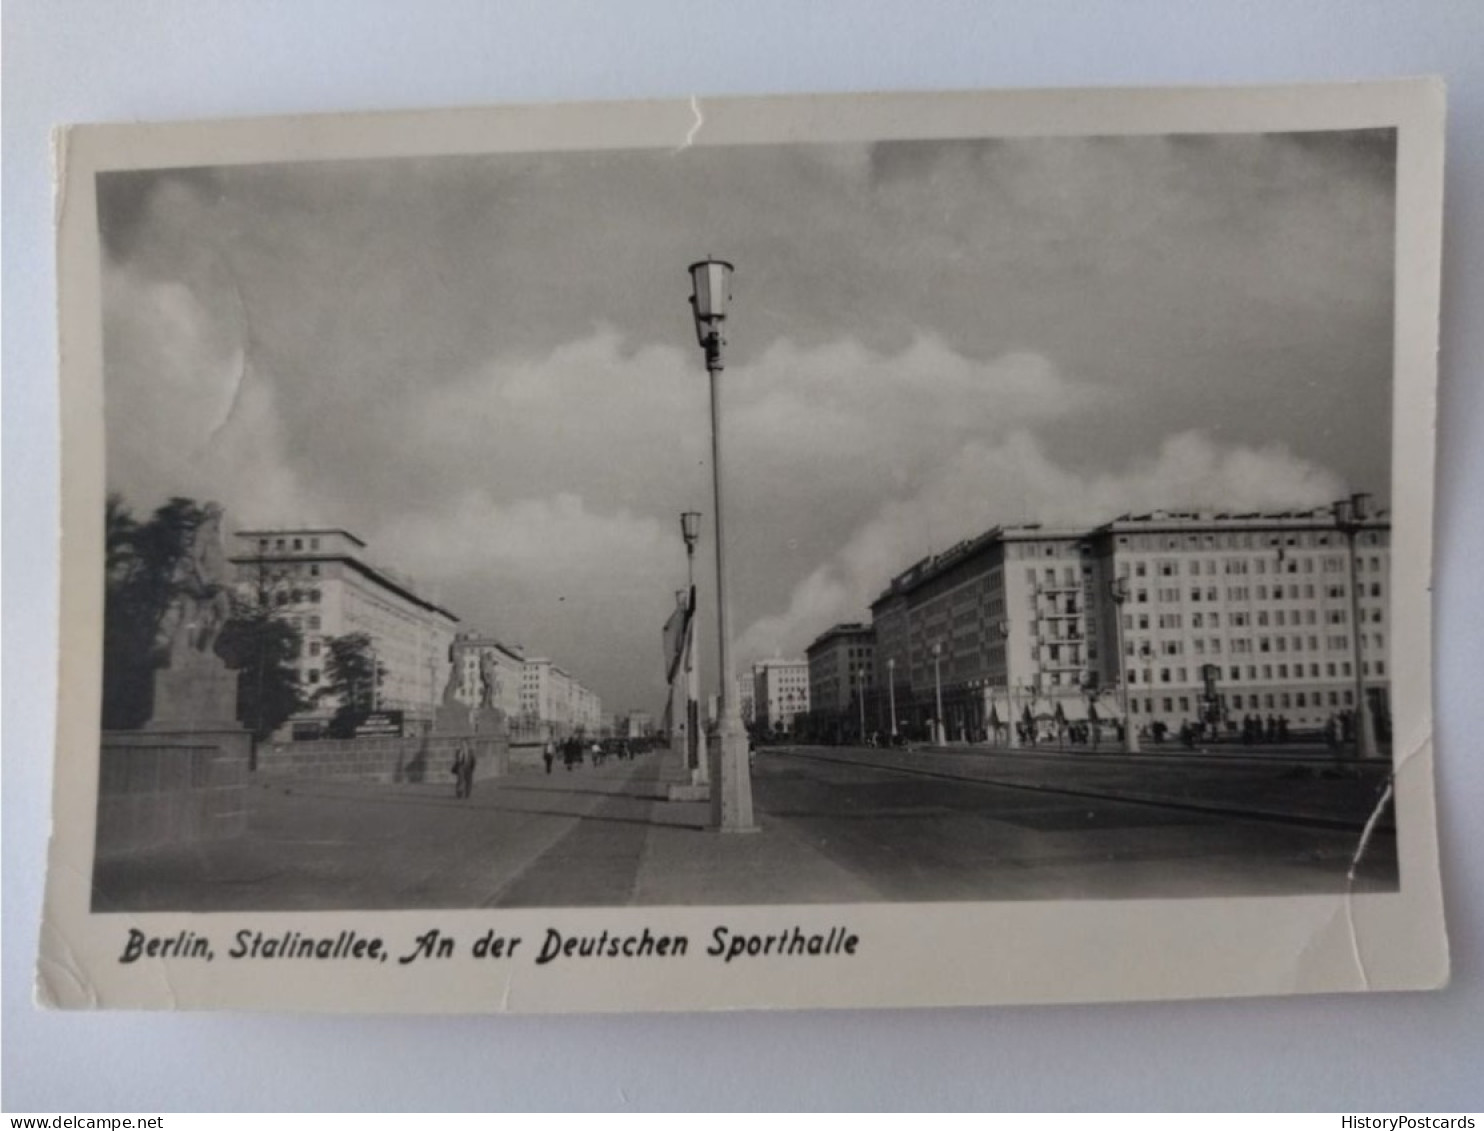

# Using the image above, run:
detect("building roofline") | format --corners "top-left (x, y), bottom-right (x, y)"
top-left (805, 622), bottom-right (875, 655)
top-left (1091, 508), bottom-right (1391, 535)
top-left (235, 527), bottom-right (368, 548)
top-left (229, 550), bottom-right (459, 622)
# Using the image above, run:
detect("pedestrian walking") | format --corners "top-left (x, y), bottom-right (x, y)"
top-left (454, 740), bottom-right (476, 799)
top-left (542, 739), bottom-right (555, 774)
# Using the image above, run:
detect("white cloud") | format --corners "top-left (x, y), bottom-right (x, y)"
top-left (736, 430), bottom-right (1346, 662)
top-left (103, 262), bottom-right (313, 527)
top-left (402, 327), bottom-right (1091, 533)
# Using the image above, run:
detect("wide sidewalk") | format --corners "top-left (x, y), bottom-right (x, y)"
top-left (92, 752), bottom-right (881, 911)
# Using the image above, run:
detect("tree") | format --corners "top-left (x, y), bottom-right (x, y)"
top-left (101, 494), bottom-right (214, 728)
top-left (215, 611), bottom-right (306, 743)
top-left (102, 494), bottom-right (306, 739)
top-left (320, 633), bottom-right (385, 738)
top-left (217, 555), bottom-right (309, 742)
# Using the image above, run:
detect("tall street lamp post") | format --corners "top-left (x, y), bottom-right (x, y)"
top-left (932, 641), bottom-right (945, 746)
top-left (887, 657), bottom-right (898, 740)
top-left (1109, 577), bottom-right (1141, 753)
top-left (1334, 492), bottom-right (1379, 762)
top-left (857, 673), bottom-right (866, 744)
top-left (687, 258), bottom-right (756, 832)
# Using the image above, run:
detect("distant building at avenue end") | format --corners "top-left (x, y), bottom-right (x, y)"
top-left (840, 506), bottom-right (1391, 746)
top-left (802, 623), bottom-right (876, 743)
top-left (751, 658), bottom-right (811, 738)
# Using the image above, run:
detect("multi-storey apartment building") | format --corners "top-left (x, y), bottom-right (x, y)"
top-left (519, 657), bottom-right (603, 738)
top-left (230, 528), bottom-right (459, 736)
top-left (1085, 508), bottom-right (1390, 735)
top-left (868, 525), bottom-right (1087, 742)
top-left (751, 658), bottom-right (811, 737)
top-left (862, 505), bottom-right (1390, 744)
top-left (804, 623), bottom-right (876, 739)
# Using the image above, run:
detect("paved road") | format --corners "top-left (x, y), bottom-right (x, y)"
top-left (92, 748), bottom-right (1395, 911)
top-left (773, 742), bottom-right (1395, 829)
top-left (753, 754), bottom-right (1396, 903)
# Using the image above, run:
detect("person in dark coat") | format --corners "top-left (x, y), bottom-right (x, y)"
top-left (454, 740), bottom-right (476, 799)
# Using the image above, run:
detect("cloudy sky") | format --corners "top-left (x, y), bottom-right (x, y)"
top-left (99, 128), bottom-right (1396, 714)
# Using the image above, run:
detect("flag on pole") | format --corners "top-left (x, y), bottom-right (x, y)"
top-left (663, 586), bottom-right (696, 685)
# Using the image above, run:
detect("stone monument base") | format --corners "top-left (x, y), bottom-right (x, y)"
top-left (147, 658), bottom-right (239, 731)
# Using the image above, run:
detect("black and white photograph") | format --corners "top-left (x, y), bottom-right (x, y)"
top-left (40, 84), bottom-right (1448, 1013)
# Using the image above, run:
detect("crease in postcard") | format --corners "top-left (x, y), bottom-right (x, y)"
top-left (675, 96), bottom-right (704, 152)
top-left (200, 258), bottom-right (254, 448)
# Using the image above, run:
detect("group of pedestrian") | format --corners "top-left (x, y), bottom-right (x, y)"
top-left (540, 735), bottom-right (640, 774)
top-left (1238, 714), bottom-right (1291, 745)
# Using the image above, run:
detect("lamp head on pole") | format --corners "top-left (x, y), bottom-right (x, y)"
top-left (1333, 497), bottom-right (1353, 527)
top-left (680, 510), bottom-right (702, 551)
top-left (687, 257), bottom-right (734, 357)
top-left (1350, 491), bottom-right (1372, 522)
top-left (1111, 576), bottom-right (1129, 604)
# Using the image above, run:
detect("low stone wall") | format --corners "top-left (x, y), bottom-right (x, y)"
top-left (256, 733), bottom-right (509, 784)
top-left (97, 729), bottom-right (251, 857)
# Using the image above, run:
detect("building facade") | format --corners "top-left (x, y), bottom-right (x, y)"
top-left (861, 506), bottom-right (1390, 745)
top-left (751, 658), bottom-right (811, 737)
top-left (736, 674), bottom-right (755, 727)
top-left (1085, 509), bottom-right (1390, 737)
top-left (519, 657), bottom-right (603, 739)
top-left (231, 528), bottom-right (459, 735)
top-left (804, 623), bottom-right (876, 740)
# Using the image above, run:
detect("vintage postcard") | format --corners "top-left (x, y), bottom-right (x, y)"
top-left (40, 82), bottom-right (1448, 1013)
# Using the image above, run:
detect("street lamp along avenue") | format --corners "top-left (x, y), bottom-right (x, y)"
top-left (688, 258), bottom-right (756, 832)
top-left (680, 511), bottom-right (702, 586)
top-left (1109, 577), bottom-right (1141, 754)
top-left (996, 620), bottom-right (1019, 748)
top-left (886, 657), bottom-right (898, 740)
top-left (931, 641), bottom-right (945, 746)
top-left (1333, 492), bottom-right (1379, 762)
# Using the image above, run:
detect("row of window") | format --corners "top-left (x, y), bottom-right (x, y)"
top-left (1129, 688), bottom-right (1356, 715)
top-left (1123, 604), bottom-right (1384, 631)
top-left (1114, 530), bottom-right (1384, 552)
top-left (258, 535), bottom-right (323, 553)
top-left (1125, 582), bottom-right (1383, 605)
top-left (1129, 631), bottom-right (1380, 655)
top-left (1126, 659), bottom-right (1384, 684)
